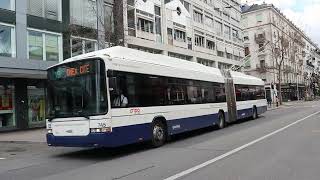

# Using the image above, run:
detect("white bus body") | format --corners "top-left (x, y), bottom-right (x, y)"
top-left (46, 47), bottom-right (267, 147)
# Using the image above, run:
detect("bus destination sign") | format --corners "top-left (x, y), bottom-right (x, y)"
top-left (66, 64), bottom-right (90, 77)
top-left (51, 62), bottom-right (93, 80)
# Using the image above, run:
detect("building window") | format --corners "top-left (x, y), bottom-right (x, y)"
top-left (184, 1), bottom-right (190, 12)
top-left (127, 6), bottom-right (136, 36)
top-left (0, 24), bottom-right (15, 58)
top-left (70, 0), bottom-right (97, 29)
top-left (195, 35), bottom-right (205, 47)
top-left (71, 37), bottom-right (98, 57)
top-left (137, 18), bottom-right (154, 33)
top-left (46, 34), bottom-right (60, 61)
top-left (204, 16), bottom-right (213, 27)
top-left (226, 53), bottom-right (232, 59)
top-left (28, 29), bottom-right (62, 61)
top-left (206, 40), bottom-right (215, 50)
top-left (215, 21), bottom-right (223, 36)
top-left (28, 0), bottom-right (62, 21)
top-left (193, 10), bottom-right (203, 23)
top-left (0, 0), bottom-right (14, 11)
top-left (218, 62), bottom-right (231, 70)
top-left (104, 3), bottom-right (114, 34)
top-left (245, 47), bottom-right (250, 56)
top-left (155, 6), bottom-right (161, 16)
top-left (224, 25), bottom-right (231, 40)
top-left (168, 52), bottom-right (190, 60)
top-left (232, 29), bottom-right (238, 41)
top-left (197, 58), bottom-right (215, 67)
top-left (28, 31), bottom-right (43, 60)
top-left (217, 51), bottom-right (224, 57)
top-left (174, 29), bottom-right (186, 42)
top-left (256, 13), bottom-right (263, 23)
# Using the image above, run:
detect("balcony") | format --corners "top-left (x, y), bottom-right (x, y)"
top-left (255, 32), bottom-right (266, 43)
top-left (136, 28), bottom-right (155, 41)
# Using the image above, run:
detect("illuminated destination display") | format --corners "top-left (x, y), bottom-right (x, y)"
top-left (66, 64), bottom-right (90, 77)
top-left (49, 60), bottom-right (97, 80)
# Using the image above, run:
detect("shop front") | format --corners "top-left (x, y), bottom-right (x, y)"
top-left (0, 79), bottom-right (15, 130)
top-left (281, 83), bottom-right (305, 101)
top-left (0, 78), bottom-right (46, 132)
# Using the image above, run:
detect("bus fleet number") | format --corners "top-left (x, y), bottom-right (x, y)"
top-left (130, 108), bottom-right (141, 114)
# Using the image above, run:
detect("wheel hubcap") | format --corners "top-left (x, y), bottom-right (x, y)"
top-left (153, 125), bottom-right (164, 141)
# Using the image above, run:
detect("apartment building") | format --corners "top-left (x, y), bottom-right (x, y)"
top-left (125, 0), bottom-right (244, 69)
top-left (242, 3), bottom-right (319, 102)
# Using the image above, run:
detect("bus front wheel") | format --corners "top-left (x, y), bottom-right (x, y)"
top-left (150, 121), bottom-right (166, 147)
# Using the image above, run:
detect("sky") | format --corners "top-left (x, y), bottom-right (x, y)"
top-left (241, 0), bottom-right (320, 45)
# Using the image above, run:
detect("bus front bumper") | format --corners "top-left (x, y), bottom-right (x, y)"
top-left (46, 123), bottom-right (152, 148)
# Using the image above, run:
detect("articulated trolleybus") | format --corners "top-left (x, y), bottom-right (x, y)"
top-left (46, 47), bottom-right (267, 148)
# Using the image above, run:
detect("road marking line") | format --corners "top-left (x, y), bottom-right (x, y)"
top-left (0, 158), bottom-right (6, 160)
top-left (164, 110), bottom-right (320, 180)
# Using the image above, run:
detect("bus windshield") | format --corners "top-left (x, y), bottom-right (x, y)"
top-left (47, 59), bottom-right (107, 119)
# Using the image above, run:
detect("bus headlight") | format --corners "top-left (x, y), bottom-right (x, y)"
top-left (47, 129), bottom-right (53, 134)
top-left (90, 127), bottom-right (111, 133)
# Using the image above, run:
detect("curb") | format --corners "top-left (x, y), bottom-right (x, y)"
top-left (0, 141), bottom-right (46, 144)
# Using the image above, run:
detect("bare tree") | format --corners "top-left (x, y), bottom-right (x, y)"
top-left (68, 0), bottom-right (127, 53)
top-left (269, 30), bottom-right (290, 105)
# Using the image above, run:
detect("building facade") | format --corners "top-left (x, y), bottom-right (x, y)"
top-left (242, 4), bottom-right (320, 102)
top-left (125, 0), bottom-right (244, 69)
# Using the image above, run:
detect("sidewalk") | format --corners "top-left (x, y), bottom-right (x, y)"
top-left (0, 128), bottom-right (46, 143)
top-left (267, 103), bottom-right (280, 111)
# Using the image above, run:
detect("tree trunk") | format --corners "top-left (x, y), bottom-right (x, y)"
top-left (278, 67), bottom-right (283, 105)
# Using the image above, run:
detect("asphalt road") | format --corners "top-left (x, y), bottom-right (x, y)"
top-left (1, 101), bottom-right (320, 180)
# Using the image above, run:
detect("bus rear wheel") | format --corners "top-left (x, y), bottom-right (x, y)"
top-left (217, 112), bottom-right (226, 129)
top-left (150, 121), bottom-right (166, 147)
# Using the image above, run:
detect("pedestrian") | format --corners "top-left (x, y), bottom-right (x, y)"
top-left (267, 96), bottom-right (272, 107)
top-left (276, 96), bottom-right (279, 107)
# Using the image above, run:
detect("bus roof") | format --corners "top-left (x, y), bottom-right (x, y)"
top-left (51, 46), bottom-right (264, 86)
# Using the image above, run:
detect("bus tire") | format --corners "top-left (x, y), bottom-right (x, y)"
top-left (150, 120), bottom-right (166, 147)
top-left (217, 111), bottom-right (226, 129)
top-left (252, 106), bottom-right (258, 120)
